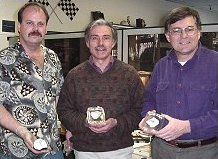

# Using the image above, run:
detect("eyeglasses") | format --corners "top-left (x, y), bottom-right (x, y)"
top-left (169, 26), bottom-right (197, 36)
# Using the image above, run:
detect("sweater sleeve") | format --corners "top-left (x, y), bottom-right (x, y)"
top-left (57, 71), bottom-right (89, 134)
top-left (115, 68), bottom-right (145, 136)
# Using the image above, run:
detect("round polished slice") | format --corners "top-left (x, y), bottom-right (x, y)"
top-left (33, 138), bottom-right (48, 150)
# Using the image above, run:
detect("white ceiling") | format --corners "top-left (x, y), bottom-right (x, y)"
top-left (165, 0), bottom-right (218, 13)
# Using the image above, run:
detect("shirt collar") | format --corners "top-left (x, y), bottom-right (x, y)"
top-left (16, 41), bottom-right (45, 59)
top-left (88, 56), bottom-right (114, 73)
top-left (167, 42), bottom-right (202, 61)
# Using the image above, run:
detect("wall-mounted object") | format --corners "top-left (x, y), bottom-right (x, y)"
top-left (91, 11), bottom-right (104, 21)
top-left (2, 20), bottom-right (15, 33)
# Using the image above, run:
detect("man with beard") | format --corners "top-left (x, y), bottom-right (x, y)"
top-left (57, 19), bottom-right (144, 159)
top-left (0, 2), bottom-right (64, 159)
top-left (139, 7), bottom-right (218, 159)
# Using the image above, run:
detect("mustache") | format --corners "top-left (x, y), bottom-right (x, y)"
top-left (96, 45), bottom-right (106, 50)
top-left (28, 31), bottom-right (42, 37)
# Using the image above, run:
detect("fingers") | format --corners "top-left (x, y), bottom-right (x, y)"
top-left (142, 127), bottom-right (149, 132)
top-left (161, 114), bottom-right (171, 120)
top-left (89, 123), bottom-right (109, 133)
top-left (155, 117), bottom-right (189, 141)
top-left (139, 118), bottom-right (156, 136)
top-left (89, 127), bottom-right (106, 133)
top-left (156, 131), bottom-right (177, 141)
top-left (155, 128), bottom-right (172, 141)
top-left (30, 146), bottom-right (50, 155)
top-left (139, 118), bottom-right (146, 129)
top-left (65, 130), bottom-right (72, 139)
top-left (23, 132), bottom-right (51, 155)
top-left (88, 118), bottom-right (117, 133)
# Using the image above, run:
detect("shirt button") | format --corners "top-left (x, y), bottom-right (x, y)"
top-left (178, 83), bottom-right (182, 87)
top-left (176, 101), bottom-right (181, 104)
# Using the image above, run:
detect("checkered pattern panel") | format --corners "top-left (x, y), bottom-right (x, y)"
top-left (28, 0), bottom-right (50, 6)
top-left (58, 0), bottom-right (79, 21)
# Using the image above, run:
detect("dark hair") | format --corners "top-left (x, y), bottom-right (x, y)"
top-left (164, 7), bottom-right (201, 33)
top-left (84, 19), bottom-right (117, 43)
top-left (18, 2), bottom-right (49, 24)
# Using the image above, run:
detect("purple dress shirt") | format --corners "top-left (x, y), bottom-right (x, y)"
top-left (141, 43), bottom-right (218, 140)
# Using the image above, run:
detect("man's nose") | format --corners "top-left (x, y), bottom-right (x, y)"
top-left (181, 30), bottom-right (188, 38)
top-left (97, 38), bottom-right (103, 45)
top-left (32, 24), bottom-right (38, 31)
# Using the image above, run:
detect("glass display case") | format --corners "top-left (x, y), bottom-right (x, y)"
top-left (45, 33), bottom-right (83, 77)
top-left (122, 27), bottom-right (166, 87)
top-left (42, 24), bottom-right (218, 79)
top-left (122, 24), bottom-right (218, 86)
top-left (201, 24), bottom-right (218, 51)
top-left (44, 30), bottom-right (123, 77)
top-left (123, 24), bottom-right (218, 71)
top-left (123, 27), bottom-right (166, 72)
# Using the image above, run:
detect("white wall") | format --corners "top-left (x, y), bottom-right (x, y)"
top-left (0, 0), bottom-right (218, 49)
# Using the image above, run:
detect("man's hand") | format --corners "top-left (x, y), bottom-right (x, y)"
top-left (16, 126), bottom-right (50, 154)
top-left (24, 132), bottom-right (51, 154)
top-left (154, 114), bottom-right (191, 141)
top-left (139, 110), bottom-right (158, 135)
top-left (139, 117), bottom-right (157, 135)
top-left (64, 130), bottom-right (73, 156)
top-left (88, 118), bottom-right (117, 133)
top-left (139, 114), bottom-right (191, 141)
top-left (65, 130), bottom-right (73, 148)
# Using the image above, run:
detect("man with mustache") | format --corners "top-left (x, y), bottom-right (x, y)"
top-left (139, 7), bottom-right (218, 159)
top-left (57, 19), bottom-right (144, 159)
top-left (0, 2), bottom-right (64, 159)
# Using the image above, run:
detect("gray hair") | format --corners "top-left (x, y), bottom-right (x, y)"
top-left (84, 19), bottom-right (117, 43)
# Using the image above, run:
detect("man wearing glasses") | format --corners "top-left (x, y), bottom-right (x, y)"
top-left (139, 6), bottom-right (218, 159)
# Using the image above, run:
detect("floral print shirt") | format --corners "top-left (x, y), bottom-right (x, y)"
top-left (0, 42), bottom-right (64, 158)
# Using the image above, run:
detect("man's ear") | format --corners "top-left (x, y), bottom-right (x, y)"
top-left (45, 25), bottom-right (48, 34)
top-left (17, 22), bottom-right (21, 34)
top-left (165, 33), bottom-right (171, 43)
top-left (86, 41), bottom-right (90, 48)
top-left (197, 30), bottom-right (201, 40)
top-left (112, 41), bottom-right (116, 48)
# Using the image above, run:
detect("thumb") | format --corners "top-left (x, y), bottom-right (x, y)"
top-left (161, 114), bottom-right (171, 120)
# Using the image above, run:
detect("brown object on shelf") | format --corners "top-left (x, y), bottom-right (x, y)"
top-left (138, 71), bottom-right (151, 87)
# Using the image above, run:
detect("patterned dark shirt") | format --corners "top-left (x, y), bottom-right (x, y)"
top-left (0, 42), bottom-right (64, 158)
